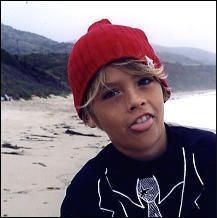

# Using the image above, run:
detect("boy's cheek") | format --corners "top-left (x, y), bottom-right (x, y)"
top-left (86, 112), bottom-right (104, 130)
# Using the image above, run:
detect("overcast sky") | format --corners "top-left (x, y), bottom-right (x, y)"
top-left (1, 1), bottom-right (216, 53)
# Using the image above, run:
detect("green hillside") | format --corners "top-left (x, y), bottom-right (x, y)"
top-left (1, 49), bottom-right (70, 99)
top-left (1, 24), bottom-right (72, 54)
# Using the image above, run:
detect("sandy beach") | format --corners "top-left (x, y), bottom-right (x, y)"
top-left (1, 95), bottom-right (108, 217)
top-left (1, 91), bottom-right (216, 217)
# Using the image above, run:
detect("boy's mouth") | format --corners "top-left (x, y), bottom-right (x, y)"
top-left (130, 114), bottom-right (154, 132)
top-left (134, 115), bottom-right (150, 124)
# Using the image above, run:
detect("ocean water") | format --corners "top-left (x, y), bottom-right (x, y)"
top-left (164, 90), bottom-right (216, 132)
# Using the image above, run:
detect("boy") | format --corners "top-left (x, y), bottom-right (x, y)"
top-left (61, 19), bottom-right (216, 217)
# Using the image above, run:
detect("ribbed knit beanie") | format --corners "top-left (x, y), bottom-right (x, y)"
top-left (68, 19), bottom-right (170, 118)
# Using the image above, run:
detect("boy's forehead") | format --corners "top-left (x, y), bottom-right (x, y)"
top-left (104, 67), bottom-right (129, 81)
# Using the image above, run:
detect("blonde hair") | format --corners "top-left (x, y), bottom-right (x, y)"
top-left (80, 58), bottom-right (171, 123)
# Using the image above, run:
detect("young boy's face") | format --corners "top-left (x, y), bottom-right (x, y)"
top-left (89, 66), bottom-right (167, 160)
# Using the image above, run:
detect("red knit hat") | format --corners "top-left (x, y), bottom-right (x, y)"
top-left (68, 19), bottom-right (170, 118)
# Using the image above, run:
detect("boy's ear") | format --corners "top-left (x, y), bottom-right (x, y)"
top-left (86, 116), bottom-right (97, 128)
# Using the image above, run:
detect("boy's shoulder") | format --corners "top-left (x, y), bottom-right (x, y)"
top-left (71, 153), bottom-right (105, 184)
top-left (167, 122), bottom-right (216, 141)
top-left (166, 122), bottom-right (216, 155)
top-left (66, 145), bottom-right (111, 188)
top-left (61, 147), bottom-right (109, 216)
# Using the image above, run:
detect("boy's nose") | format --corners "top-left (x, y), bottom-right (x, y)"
top-left (126, 89), bottom-right (146, 112)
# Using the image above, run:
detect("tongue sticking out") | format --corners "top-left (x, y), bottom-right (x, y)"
top-left (130, 116), bottom-right (153, 132)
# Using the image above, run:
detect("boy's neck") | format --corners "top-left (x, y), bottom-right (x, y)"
top-left (113, 126), bottom-right (167, 162)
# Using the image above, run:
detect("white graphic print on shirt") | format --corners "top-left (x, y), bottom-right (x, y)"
top-left (98, 147), bottom-right (204, 217)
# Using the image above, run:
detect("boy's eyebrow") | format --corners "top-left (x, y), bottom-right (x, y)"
top-left (102, 82), bottom-right (119, 87)
top-left (100, 84), bottom-right (117, 93)
top-left (102, 75), bottom-right (149, 87)
top-left (99, 82), bottom-right (119, 93)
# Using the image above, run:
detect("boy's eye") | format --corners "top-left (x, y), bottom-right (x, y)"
top-left (138, 77), bottom-right (153, 86)
top-left (101, 89), bottom-right (120, 100)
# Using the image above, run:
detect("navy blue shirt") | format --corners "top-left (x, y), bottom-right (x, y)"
top-left (61, 124), bottom-right (216, 217)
